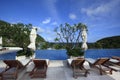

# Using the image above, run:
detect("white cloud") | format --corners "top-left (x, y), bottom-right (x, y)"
top-left (81, 0), bottom-right (120, 17)
top-left (51, 21), bottom-right (58, 25)
top-left (69, 13), bottom-right (77, 20)
top-left (42, 18), bottom-right (51, 24)
top-left (81, 4), bottom-right (110, 17)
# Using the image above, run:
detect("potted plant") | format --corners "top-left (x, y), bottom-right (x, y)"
top-left (66, 47), bottom-right (84, 58)
top-left (54, 23), bottom-right (88, 58)
top-left (16, 48), bottom-right (34, 58)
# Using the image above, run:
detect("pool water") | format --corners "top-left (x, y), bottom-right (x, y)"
top-left (35, 50), bottom-right (68, 60)
top-left (0, 49), bottom-right (120, 60)
top-left (84, 49), bottom-right (120, 59)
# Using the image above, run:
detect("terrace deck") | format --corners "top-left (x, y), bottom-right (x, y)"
top-left (0, 60), bottom-right (120, 80)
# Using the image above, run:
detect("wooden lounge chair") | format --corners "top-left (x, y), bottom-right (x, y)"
top-left (112, 56), bottom-right (120, 61)
top-left (0, 48), bottom-right (7, 51)
top-left (104, 57), bottom-right (120, 72)
top-left (30, 59), bottom-right (48, 78)
top-left (68, 58), bottom-right (89, 78)
top-left (107, 58), bottom-right (120, 65)
top-left (2, 59), bottom-right (31, 80)
top-left (86, 58), bottom-right (113, 75)
top-left (2, 60), bottom-right (20, 80)
top-left (110, 56), bottom-right (120, 66)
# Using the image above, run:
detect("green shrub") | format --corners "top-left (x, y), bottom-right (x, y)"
top-left (66, 47), bottom-right (84, 57)
top-left (17, 48), bottom-right (34, 57)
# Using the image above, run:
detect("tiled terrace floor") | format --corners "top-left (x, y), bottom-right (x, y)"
top-left (1, 60), bottom-right (120, 80)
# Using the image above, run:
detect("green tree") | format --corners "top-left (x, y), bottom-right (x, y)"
top-left (54, 23), bottom-right (88, 57)
top-left (0, 20), bottom-right (46, 56)
top-left (11, 23), bottom-right (30, 49)
top-left (40, 42), bottom-right (48, 49)
top-left (53, 44), bottom-right (62, 49)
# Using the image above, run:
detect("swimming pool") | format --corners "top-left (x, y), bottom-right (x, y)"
top-left (0, 49), bottom-right (120, 60)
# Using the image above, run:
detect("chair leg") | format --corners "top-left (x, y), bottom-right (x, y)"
top-left (0, 77), bottom-right (2, 80)
top-left (73, 75), bottom-right (77, 79)
top-left (84, 70), bottom-right (88, 77)
top-left (73, 71), bottom-right (78, 79)
top-left (110, 69), bottom-right (112, 74)
top-left (99, 69), bottom-right (103, 75)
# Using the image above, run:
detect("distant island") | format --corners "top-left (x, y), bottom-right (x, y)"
top-left (96, 36), bottom-right (120, 48)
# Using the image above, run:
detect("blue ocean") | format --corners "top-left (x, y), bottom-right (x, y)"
top-left (0, 49), bottom-right (120, 60)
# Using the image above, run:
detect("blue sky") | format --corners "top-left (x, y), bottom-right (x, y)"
top-left (0, 0), bottom-right (120, 42)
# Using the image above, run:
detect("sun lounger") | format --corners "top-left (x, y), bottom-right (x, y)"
top-left (29, 59), bottom-right (49, 78)
top-left (108, 58), bottom-right (120, 65)
top-left (26, 59), bottom-right (49, 72)
top-left (110, 56), bottom-right (120, 66)
top-left (2, 59), bottom-right (31, 80)
top-left (104, 58), bottom-right (120, 72)
top-left (107, 65), bottom-right (120, 72)
top-left (109, 58), bottom-right (119, 63)
top-left (67, 58), bottom-right (89, 78)
top-left (0, 48), bottom-right (7, 51)
top-left (112, 56), bottom-right (120, 61)
top-left (86, 58), bottom-right (113, 75)
top-left (2, 60), bottom-right (20, 80)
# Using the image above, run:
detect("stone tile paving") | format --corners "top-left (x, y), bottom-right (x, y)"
top-left (1, 60), bottom-right (119, 80)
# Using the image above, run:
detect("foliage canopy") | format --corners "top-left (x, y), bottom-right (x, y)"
top-left (54, 23), bottom-right (88, 56)
top-left (0, 20), bottom-right (45, 56)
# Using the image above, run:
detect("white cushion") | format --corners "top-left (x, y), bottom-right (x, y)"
top-left (109, 59), bottom-right (119, 63)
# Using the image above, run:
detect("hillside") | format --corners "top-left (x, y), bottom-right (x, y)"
top-left (96, 36), bottom-right (120, 48)
top-left (0, 20), bottom-right (46, 48)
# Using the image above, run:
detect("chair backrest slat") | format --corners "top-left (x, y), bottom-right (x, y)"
top-left (71, 58), bottom-right (85, 68)
top-left (33, 60), bottom-right (47, 68)
top-left (3, 60), bottom-right (23, 68)
top-left (94, 58), bottom-right (109, 65)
